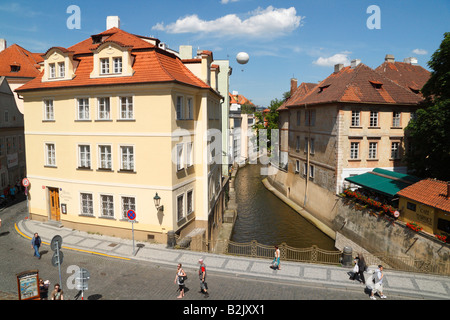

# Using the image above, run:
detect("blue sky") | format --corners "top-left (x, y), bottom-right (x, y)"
top-left (1, 0), bottom-right (449, 107)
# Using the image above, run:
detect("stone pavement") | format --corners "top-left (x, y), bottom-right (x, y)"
top-left (14, 217), bottom-right (450, 300)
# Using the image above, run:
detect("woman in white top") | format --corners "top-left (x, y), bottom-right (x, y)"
top-left (174, 263), bottom-right (187, 298)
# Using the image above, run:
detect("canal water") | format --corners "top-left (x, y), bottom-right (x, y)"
top-left (230, 164), bottom-right (336, 251)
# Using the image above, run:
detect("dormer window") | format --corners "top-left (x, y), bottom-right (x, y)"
top-left (369, 80), bottom-right (383, 89)
top-left (100, 58), bottom-right (109, 74)
top-left (58, 62), bottom-right (65, 78)
top-left (318, 84), bottom-right (330, 93)
top-left (10, 64), bottom-right (20, 72)
top-left (49, 63), bottom-right (56, 78)
top-left (113, 57), bottom-right (122, 73)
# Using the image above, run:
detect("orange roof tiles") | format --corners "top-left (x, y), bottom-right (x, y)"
top-left (375, 61), bottom-right (430, 93)
top-left (16, 28), bottom-right (211, 92)
top-left (397, 179), bottom-right (450, 213)
top-left (285, 63), bottom-right (424, 108)
top-left (0, 44), bottom-right (42, 78)
top-left (278, 82), bottom-right (316, 111)
top-left (229, 92), bottom-right (254, 106)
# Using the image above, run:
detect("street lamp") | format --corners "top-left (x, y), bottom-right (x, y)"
top-left (153, 192), bottom-right (164, 211)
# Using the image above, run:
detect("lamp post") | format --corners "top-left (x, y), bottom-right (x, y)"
top-left (153, 192), bottom-right (164, 211)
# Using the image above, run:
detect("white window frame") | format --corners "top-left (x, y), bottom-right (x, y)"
top-left (368, 142), bottom-right (378, 159)
top-left (187, 97), bottom-right (193, 120)
top-left (80, 193), bottom-right (94, 216)
top-left (78, 145), bottom-right (91, 169)
top-left (295, 160), bottom-right (300, 173)
top-left (100, 58), bottom-right (109, 74)
top-left (119, 96), bottom-right (134, 120)
top-left (186, 190), bottom-right (194, 215)
top-left (49, 63), bottom-right (56, 78)
top-left (351, 110), bottom-right (360, 127)
top-left (309, 164), bottom-right (315, 180)
top-left (58, 62), bottom-right (65, 78)
top-left (177, 193), bottom-right (184, 221)
top-left (186, 142), bottom-right (193, 167)
top-left (77, 98), bottom-right (90, 120)
top-left (113, 57), bottom-right (122, 74)
top-left (120, 145), bottom-right (134, 171)
top-left (100, 194), bottom-right (114, 218)
top-left (121, 196), bottom-right (136, 220)
top-left (392, 111), bottom-right (401, 127)
top-left (97, 97), bottom-right (111, 120)
top-left (43, 99), bottom-right (54, 120)
top-left (369, 111), bottom-right (379, 127)
top-left (350, 142), bottom-right (359, 159)
top-left (176, 96), bottom-right (183, 120)
top-left (391, 141), bottom-right (400, 159)
top-left (45, 143), bottom-right (56, 166)
top-left (98, 145), bottom-right (112, 170)
top-left (176, 143), bottom-right (184, 171)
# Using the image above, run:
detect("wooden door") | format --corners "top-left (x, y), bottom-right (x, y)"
top-left (49, 188), bottom-right (60, 221)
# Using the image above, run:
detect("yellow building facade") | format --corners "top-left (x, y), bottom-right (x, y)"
top-left (17, 27), bottom-right (225, 244)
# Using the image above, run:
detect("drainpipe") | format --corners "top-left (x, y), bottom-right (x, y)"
top-left (304, 104), bottom-right (309, 206)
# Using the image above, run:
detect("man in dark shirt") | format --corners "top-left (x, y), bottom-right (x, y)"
top-left (31, 233), bottom-right (41, 259)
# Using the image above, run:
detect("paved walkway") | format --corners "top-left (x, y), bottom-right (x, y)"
top-left (15, 217), bottom-right (450, 300)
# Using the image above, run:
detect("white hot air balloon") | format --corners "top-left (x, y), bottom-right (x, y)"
top-left (236, 52), bottom-right (249, 65)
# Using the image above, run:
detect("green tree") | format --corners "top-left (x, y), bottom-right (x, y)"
top-left (405, 32), bottom-right (450, 180)
top-left (252, 93), bottom-right (287, 151)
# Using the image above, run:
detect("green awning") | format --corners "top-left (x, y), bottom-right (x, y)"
top-left (345, 168), bottom-right (420, 197)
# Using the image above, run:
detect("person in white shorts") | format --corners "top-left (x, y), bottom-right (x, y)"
top-left (370, 265), bottom-right (387, 300)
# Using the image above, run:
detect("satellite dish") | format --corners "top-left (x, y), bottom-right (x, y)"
top-left (236, 52), bottom-right (249, 65)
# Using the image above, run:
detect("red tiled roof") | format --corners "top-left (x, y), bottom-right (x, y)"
top-left (16, 28), bottom-right (211, 92)
top-left (375, 61), bottom-right (430, 93)
top-left (229, 92), bottom-right (254, 106)
top-left (286, 63), bottom-right (424, 108)
top-left (397, 179), bottom-right (450, 213)
top-left (0, 44), bottom-right (42, 78)
top-left (278, 82), bottom-right (316, 111)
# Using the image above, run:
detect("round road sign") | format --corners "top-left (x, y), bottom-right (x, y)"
top-left (50, 235), bottom-right (63, 251)
top-left (22, 178), bottom-right (30, 187)
top-left (127, 209), bottom-right (136, 221)
top-left (51, 251), bottom-right (64, 267)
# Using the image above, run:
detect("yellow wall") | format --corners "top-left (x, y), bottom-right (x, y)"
top-left (22, 80), bottom-right (221, 241)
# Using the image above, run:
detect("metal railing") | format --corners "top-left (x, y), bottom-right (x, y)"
top-left (186, 237), bottom-right (450, 276)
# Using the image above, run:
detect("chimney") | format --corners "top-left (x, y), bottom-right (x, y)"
top-left (290, 78), bottom-right (298, 96)
top-left (351, 59), bottom-right (361, 69)
top-left (106, 16), bottom-right (120, 29)
top-left (179, 45), bottom-right (193, 60)
top-left (0, 39), bottom-right (6, 52)
top-left (334, 64), bottom-right (344, 73)
top-left (385, 54), bottom-right (395, 63)
top-left (403, 57), bottom-right (418, 65)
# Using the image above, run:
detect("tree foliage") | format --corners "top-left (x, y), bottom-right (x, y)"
top-left (405, 32), bottom-right (450, 180)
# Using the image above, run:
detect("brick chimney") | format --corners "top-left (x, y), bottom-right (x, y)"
top-left (290, 78), bottom-right (298, 96)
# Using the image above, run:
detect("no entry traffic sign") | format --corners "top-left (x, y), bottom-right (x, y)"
top-left (127, 209), bottom-right (136, 221)
top-left (22, 178), bottom-right (30, 188)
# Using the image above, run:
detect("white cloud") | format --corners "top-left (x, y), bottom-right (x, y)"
top-left (412, 48), bottom-right (428, 55)
top-left (221, 0), bottom-right (240, 4)
top-left (152, 6), bottom-right (303, 39)
top-left (313, 53), bottom-right (351, 67)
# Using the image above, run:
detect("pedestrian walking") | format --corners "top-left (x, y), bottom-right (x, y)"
top-left (174, 263), bottom-right (186, 299)
top-left (50, 283), bottom-right (64, 300)
top-left (31, 232), bottom-right (41, 259)
top-left (198, 259), bottom-right (208, 296)
top-left (349, 253), bottom-right (366, 284)
top-left (271, 246), bottom-right (281, 270)
top-left (370, 265), bottom-right (387, 300)
top-left (39, 279), bottom-right (50, 300)
top-left (356, 253), bottom-right (366, 284)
